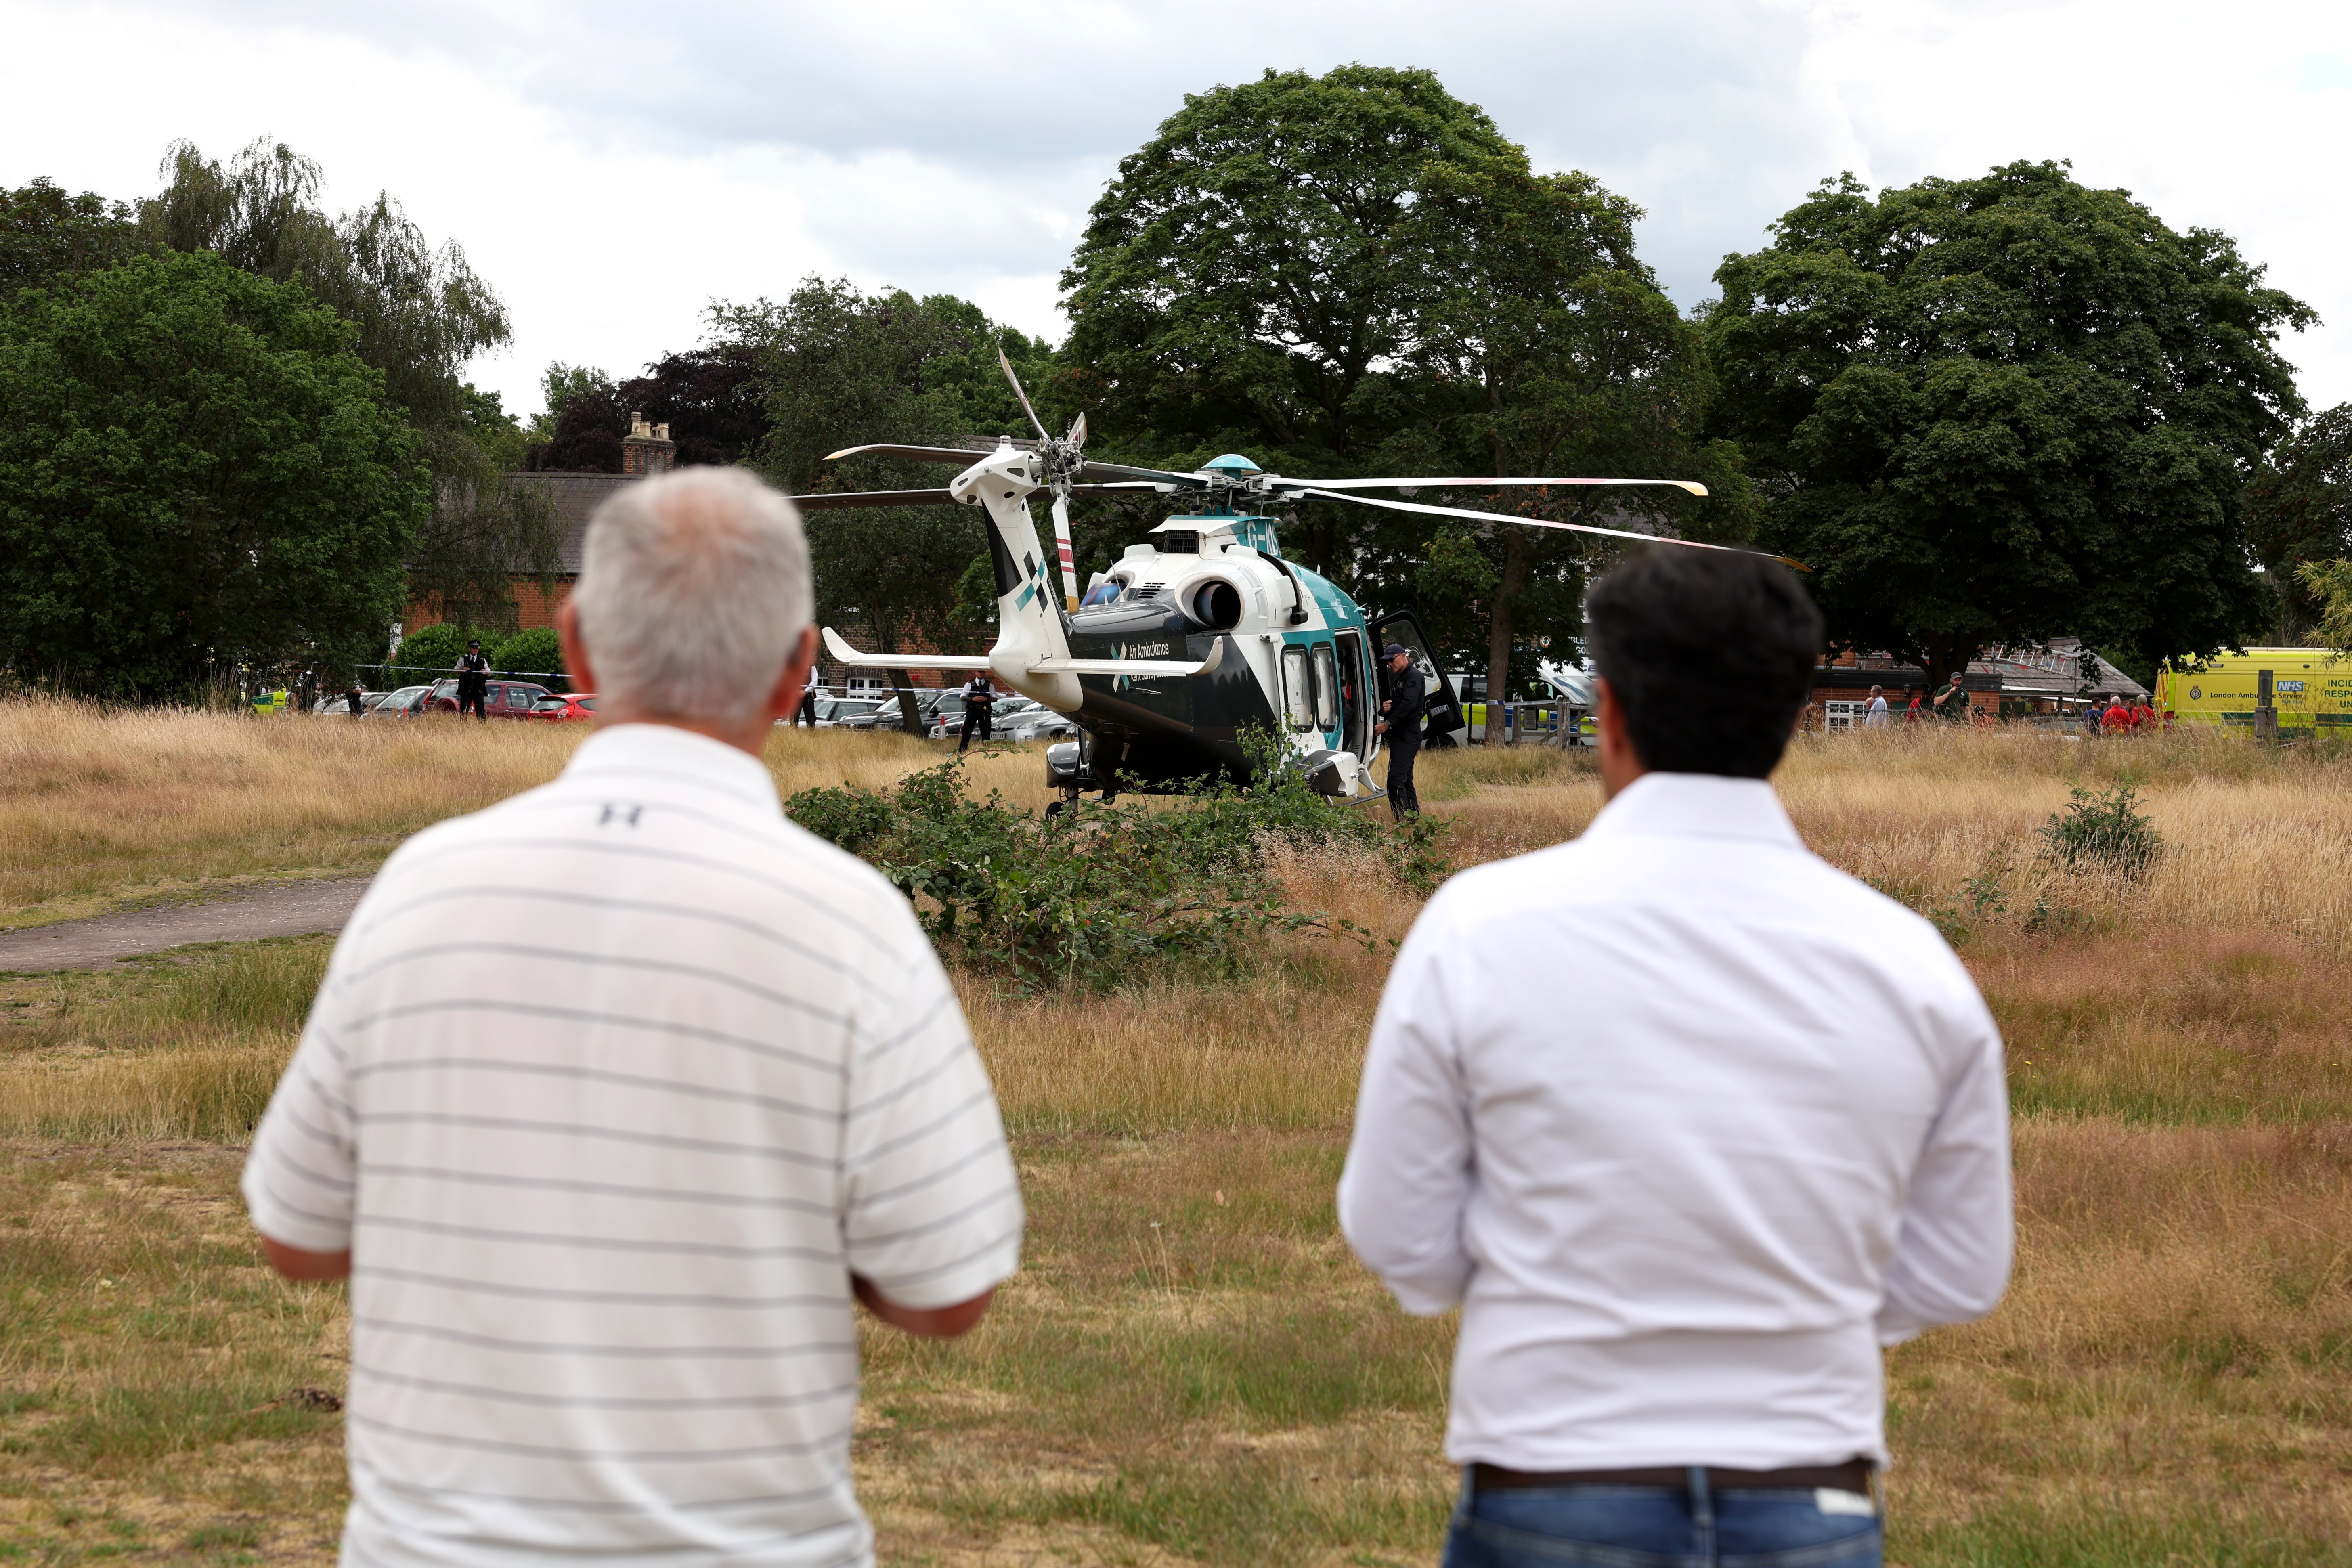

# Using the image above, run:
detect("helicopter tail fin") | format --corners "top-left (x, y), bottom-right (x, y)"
top-left (949, 450), bottom-right (1085, 710)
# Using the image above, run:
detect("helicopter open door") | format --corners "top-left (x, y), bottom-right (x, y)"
top-left (1368, 608), bottom-right (1468, 747)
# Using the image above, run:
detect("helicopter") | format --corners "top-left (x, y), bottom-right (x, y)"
top-left (799, 352), bottom-right (1779, 805)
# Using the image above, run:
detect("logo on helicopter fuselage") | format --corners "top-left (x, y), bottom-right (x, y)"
top-left (1121, 641), bottom-right (1171, 659)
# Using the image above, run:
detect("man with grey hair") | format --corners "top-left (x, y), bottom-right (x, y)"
top-left (243, 467), bottom-right (1023, 1568)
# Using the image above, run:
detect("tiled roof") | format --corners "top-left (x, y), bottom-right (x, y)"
top-left (509, 472), bottom-right (638, 574)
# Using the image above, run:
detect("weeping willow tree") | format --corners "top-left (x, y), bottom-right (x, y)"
top-left (140, 139), bottom-right (559, 633)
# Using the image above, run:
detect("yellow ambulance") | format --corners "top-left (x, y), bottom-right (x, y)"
top-left (2152, 648), bottom-right (2352, 738)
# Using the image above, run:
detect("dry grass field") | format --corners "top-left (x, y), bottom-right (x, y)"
top-left (4, 700), bottom-right (2352, 1564)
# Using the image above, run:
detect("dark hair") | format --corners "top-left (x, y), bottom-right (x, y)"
top-left (1584, 549), bottom-right (1822, 778)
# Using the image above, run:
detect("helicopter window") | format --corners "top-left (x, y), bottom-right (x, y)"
top-left (1311, 644), bottom-right (1339, 732)
top-left (1281, 646), bottom-right (1314, 731)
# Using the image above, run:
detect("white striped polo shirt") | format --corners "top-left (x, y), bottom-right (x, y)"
top-left (243, 723), bottom-right (1023, 1568)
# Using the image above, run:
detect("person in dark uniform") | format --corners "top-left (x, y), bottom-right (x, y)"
top-left (456, 640), bottom-right (491, 720)
top-left (1376, 642), bottom-right (1425, 820)
top-left (957, 673), bottom-right (995, 753)
top-left (796, 684), bottom-right (820, 727)
top-left (1931, 670), bottom-right (1970, 724)
top-left (345, 685), bottom-right (366, 717)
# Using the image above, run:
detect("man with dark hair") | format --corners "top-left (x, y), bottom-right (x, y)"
top-left (1376, 644), bottom-right (1425, 820)
top-left (455, 639), bottom-right (491, 720)
top-left (1341, 548), bottom-right (2012, 1568)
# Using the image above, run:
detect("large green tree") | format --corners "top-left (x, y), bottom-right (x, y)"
top-left (1, 179), bottom-right (140, 300)
top-left (1060, 65), bottom-right (1742, 692)
top-left (2246, 405), bottom-right (2352, 641)
top-left (1405, 156), bottom-right (1754, 699)
top-left (1708, 162), bottom-right (2311, 682)
top-left (140, 139), bottom-right (558, 633)
top-left (0, 251), bottom-right (428, 695)
top-left (721, 279), bottom-right (1052, 732)
top-left (1061, 65), bottom-right (1520, 580)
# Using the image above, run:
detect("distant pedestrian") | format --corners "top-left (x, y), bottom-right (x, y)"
top-left (344, 685), bottom-right (365, 717)
top-left (1932, 671), bottom-right (1970, 723)
top-left (1903, 686), bottom-right (1923, 724)
top-left (2131, 695), bottom-right (2158, 733)
top-left (455, 639), bottom-right (491, 719)
top-left (1376, 643), bottom-right (1425, 819)
top-left (797, 683), bottom-right (820, 727)
top-left (2103, 696), bottom-right (2129, 734)
top-left (958, 673), bottom-right (996, 753)
top-left (1863, 683), bottom-right (1890, 729)
top-left (1341, 548), bottom-right (2011, 1568)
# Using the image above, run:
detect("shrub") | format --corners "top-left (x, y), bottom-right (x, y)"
top-left (786, 749), bottom-right (1433, 987)
top-left (493, 627), bottom-right (564, 684)
top-left (2040, 784), bottom-right (2163, 880)
top-left (389, 622), bottom-right (473, 682)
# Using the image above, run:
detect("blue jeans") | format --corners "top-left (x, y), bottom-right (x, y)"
top-left (1443, 1469), bottom-right (1881, 1567)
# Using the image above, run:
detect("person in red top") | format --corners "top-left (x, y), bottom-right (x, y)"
top-left (2130, 696), bottom-right (2157, 732)
top-left (2101, 697), bottom-right (2130, 734)
top-left (1904, 686), bottom-right (1924, 724)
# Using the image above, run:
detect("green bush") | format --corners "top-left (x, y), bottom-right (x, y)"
top-left (493, 627), bottom-right (564, 684)
top-left (786, 746), bottom-right (1441, 987)
top-left (389, 622), bottom-right (473, 682)
top-left (2040, 784), bottom-right (2163, 879)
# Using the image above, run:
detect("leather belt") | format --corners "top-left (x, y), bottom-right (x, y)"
top-left (1472, 1461), bottom-right (1873, 1495)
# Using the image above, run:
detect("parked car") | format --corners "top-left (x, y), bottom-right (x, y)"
top-left (364, 685), bottom-right (432, 717)
top-left (532, 694), bottom-right (597, 721)
top-left (930, 694), bottom-right (1073, 742)
top-left (839, 690), bottom-right (954, 731)
top-left (424, 678), bottom-right (554, 717)
top-left (811, 696), bottom-right (884, 728)
top-left (997, 702), bottom-right (1078, 742)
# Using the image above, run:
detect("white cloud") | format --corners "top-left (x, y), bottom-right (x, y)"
top-left (4, 0), bottom-right (2348, 420)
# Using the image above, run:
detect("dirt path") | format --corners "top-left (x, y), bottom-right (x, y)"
top-left (0, 879), bottom-right (372, 971)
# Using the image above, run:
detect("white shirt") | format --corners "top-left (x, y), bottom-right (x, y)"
top-left (1337, 773), bottom-right (2010, 1472)
top-left (1863, 696), bottom-right (1891, 727)
top-left (243, 724), bottom-right (1022, 1568)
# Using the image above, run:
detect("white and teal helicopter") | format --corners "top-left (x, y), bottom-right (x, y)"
top-left (803, 353), bottom-right (1763, 804)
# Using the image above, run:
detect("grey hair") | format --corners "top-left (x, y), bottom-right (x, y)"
top-left (570, 467), bottom-right (813, 725)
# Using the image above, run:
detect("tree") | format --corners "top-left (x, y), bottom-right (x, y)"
top-left (523, 342), bottom-right (770, 472)
top-left (140, 139), bottom-right (558, 631)
top-left (1059, 66), bottom-right (1740, 694)
top-left (1407, 156), bottom-right (1755, 700)
top-left (1, 178), bottom-right (140, 300)
top-left (1708, 162), bottom-right (2311, 683)
top-left (722, 279), bottom-right (1051, 733)
top-left (2247, 406), bottom-right (2352, 641)
top-left (1061, 65), bottom-right (1524, 581)
top-left (0, 251), bottom-right (428, 695)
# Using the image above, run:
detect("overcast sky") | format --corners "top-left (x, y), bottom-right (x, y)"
top-left (8, 0), bottom-right (2350, 427)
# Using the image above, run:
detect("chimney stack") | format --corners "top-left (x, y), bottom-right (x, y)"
top-left (622, 410), bottom-right (677, 476)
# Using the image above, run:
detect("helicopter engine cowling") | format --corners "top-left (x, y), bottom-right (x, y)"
top-left (1186, 579), bottom-right (1245, 632)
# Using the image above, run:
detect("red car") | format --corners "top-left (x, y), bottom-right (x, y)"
top-left (532, 694), bottom-right (598, 722)
top-left (426, 679), bottom-right (554, 717)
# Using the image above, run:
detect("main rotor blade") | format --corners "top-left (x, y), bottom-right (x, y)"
top-left (1294, 488), bottom-right (1810, 571)
top-left (998, 347), bottom-right (1052, 444)
top-left (1068, 411), bottom-right (1087, 447)
top-left (823, 443), bottom-right (995, 465)
top-left (1073, 460), bottom-right (1205, 488)
top-left (1283, 476), bottom-right (1710, 498)
top-left (785, 488), bottom-right (960, 509)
